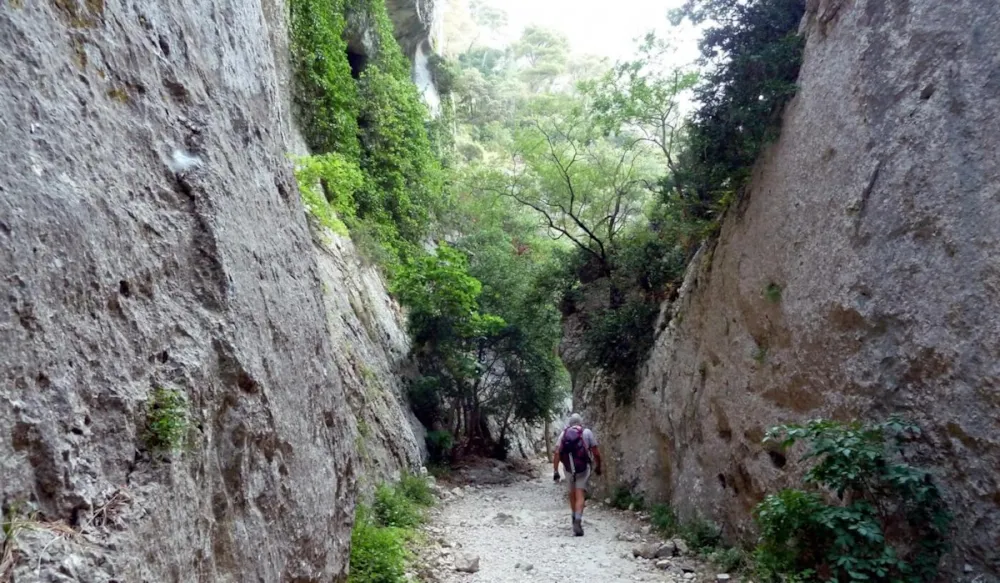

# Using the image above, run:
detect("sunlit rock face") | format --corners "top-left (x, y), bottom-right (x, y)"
top-left (569, 0), bottom-right (1000, 578)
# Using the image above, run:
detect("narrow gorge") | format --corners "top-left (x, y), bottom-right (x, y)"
top-left (1, 0), bottom-right (998, 581)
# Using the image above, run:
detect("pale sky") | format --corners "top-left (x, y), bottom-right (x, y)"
top-left (494, 0), bottom-right (702, 64)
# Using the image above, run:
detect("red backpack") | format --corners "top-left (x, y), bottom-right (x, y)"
top-left (559, 425), bottom-right (590, 475)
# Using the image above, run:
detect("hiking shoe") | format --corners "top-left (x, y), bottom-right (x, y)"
top-left (573, 518), bottom-right (584, 537)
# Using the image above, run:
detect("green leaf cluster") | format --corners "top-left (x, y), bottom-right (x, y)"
top-left (668, 0), bottom-right (806, 221)
top-left (289, 0), bottom-right (443, 260)
top-left (754, 418), bottom-right (951, 583)
top-left (145, 386), bottom-right (189, 453)
top-left (349, 475), bottom-right (434, 583)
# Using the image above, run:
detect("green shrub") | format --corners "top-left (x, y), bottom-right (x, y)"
top-left (294, 153), bottom-right (364, 236)
top-left (680, 516), bottom-right (723, 552)
top-left (764, 282), bottom-right (782, 303)
top-left (145, 386), bottom-right (188, 453)
top-left (610, 485), bottom-right (646, 511)
top-left (289, 0), bottom-right (443, 264)
top-left (668, 0), bottom-right (806, 221)
top-left (584, 299), bottom-right (659, 405)
top-left (650, 503), bottom-right (679, 536)
top-left (349, 505), bottom-right (407, 583)
top-left (753, 418), bottom-right (951, 583)
top-left (372, 484), bottom-right (422, 529)
top-left (397, 473), bottom-right (435, 507)
top-left (424, 430), bottom-right (454, 464)
top-left (709, 546), bottom-right (748, 573)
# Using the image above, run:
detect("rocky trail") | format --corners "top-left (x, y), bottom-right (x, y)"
top-left (413, 460), bottom-right (728, 583)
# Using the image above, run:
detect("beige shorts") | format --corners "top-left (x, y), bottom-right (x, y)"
top-left (566, 467), bottom-right (591, 491)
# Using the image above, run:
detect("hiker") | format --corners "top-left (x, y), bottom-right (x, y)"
top-left (553, 413), bottom-right (602, 536)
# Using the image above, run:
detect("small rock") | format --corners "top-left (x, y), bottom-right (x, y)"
top-left (599, 562), bottom-right (610, 568)
top-left (641, 525), bottom-right (652, 535)
top-left (684, 573), bottom-right (695, 580)
top-left (672, 538), bottom-right (689, 556)
top-left (632, 543), bottom-right (658, 560)
top-left (654, 542), bottom-right (677, 558)
top-left (451, 487), bottom-right (465, 498)
top-left (656, 559), bottom-right (672, 570)
top-left (717, 575), bottom-right (732, 581)
top-left (454, 554), bottom-right (480, 573)
top-left (964, 564), bottom-right (974, 573)
top-left (604, 498), bottom-right (613, 505)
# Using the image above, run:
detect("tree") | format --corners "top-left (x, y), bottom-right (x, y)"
top-left (504, 95), bottom-right (659, 275)
top-left (586, 34), bottom-right (698, 165)
top-left (668, 0), bottom-right (806, 219)
top-left (512, 27), bottom-right (570, 92)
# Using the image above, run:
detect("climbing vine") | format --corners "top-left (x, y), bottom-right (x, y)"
top-left (289, 0), bottom-right (442, 262)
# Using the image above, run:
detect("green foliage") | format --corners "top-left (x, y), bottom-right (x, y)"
top-left (349, 475), bottom-right (435, 582)
top-left (392, 244), bottom-right (504, 347)
top-left (145, 386), bottom-right (188, 453)
top-left (289, 0), bottom-right (442, 261)
top-left (610, 485), bottom-right (646, 511)
top-left (289, 0), bottom-right (359, 158)
top-left (753, 418), bottom-right (951, 583)
top-left (667, 0), bottom-right (806, 221)
top-left (584, 299), bottom-right (658, 405)
top-left (709, 547), bottom-right (749, 573)
top-left (764, 282), bottom-right (782, 303)
top-left (372, 484), bottom-right (423, 529)
top-left (397, 473), bottom-right (435, 507)
top-left (680, 517), bottom-right (723, 553)
top-left (425, 430), bottom-right (454, 464)
top-left (650, 504), bottom-right (679, 536)
top-left (294, 153), bottom-right (364, 236)
top-left (349, 505), bottom-right (408, 583)
top-left (512, 26), bottom-right (570, 91)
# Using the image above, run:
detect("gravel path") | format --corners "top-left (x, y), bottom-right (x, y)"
top-left (418, 462), bottom-right (714, 583)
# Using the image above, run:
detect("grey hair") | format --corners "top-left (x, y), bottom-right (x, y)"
top-left (567, 413), bottom-right (583, 426)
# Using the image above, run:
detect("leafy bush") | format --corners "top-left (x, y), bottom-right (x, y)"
top-left (753, 418), bottom-right (951, 583)
top-left (349, 505), bottom-right (408, 583)
top-left (397, 473), bottom-right (435, 507)
top-left (289, 0), bottom-right (442, 262)
top-left (372, 484), bottom-right (422, 529)
top-left (349, 476), bottom-right (435, 582)
top-left (294, 153), bottom-right (364, 236)
top-left (668, 0), bottom-right (806, 221)
top-left (145, 386), bottom-right (188, 453)
top-left (610, 485), bottom-right (646, 511)
top-left (650, 504), bottom-right (679, 537)
top-left (424, 430), bottom-right (454, 464)
top-left (680, 516), bottom-right (723, 553)
top-left (584, 299), bottom-right (659, 405)
top-left (709, 546), bottom-right (748, 573)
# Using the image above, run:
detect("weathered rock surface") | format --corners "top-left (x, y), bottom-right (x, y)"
top-left (313, 230), bottom-right (425, 490)
top-left (570, 0), bottom-right (1000, 578)
top-left (0, 0), bottom-right (424, 580)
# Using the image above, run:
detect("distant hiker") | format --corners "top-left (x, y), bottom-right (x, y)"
top-left (553, 413), bottom-right (602, 536)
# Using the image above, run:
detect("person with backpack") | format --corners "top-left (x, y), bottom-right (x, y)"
top-left (553, 413), bottom-right (602, 536)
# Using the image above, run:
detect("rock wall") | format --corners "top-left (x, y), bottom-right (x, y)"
top-left (312, 230), bottom-right (425, 492)
top-left (571, 0), bottom-right (1000, 579)
top-left (0, 0), bottom-right (423, 580)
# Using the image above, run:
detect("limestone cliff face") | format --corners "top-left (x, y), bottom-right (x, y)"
top-left (571, 0), bottom-right (1000, 578)
top-left (0, 0), bottom-right (423, 580)
top-left (313, 231), bottom-right (425, 492)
